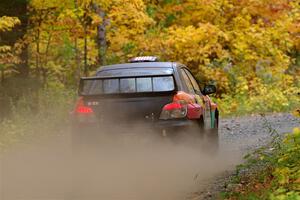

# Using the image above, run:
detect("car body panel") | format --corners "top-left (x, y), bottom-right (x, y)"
top-left (73, 61), bottom-right (218, 133)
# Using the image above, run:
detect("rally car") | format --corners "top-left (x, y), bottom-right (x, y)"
top-left (72, 56), bottom-right (219, 149)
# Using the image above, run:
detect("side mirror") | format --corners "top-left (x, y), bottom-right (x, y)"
top-left (202, 85), bottom-right (216, 95)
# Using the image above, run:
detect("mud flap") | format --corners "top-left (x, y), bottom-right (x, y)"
top-left (204, 102), bottom-right (211, 130)
top-left (211, 111), bottom-right (215, 128)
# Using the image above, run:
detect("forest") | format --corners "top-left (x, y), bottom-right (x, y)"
top-left (0, 0), bottom-right (299, 199)
top-left (0, 0), bottom-right (299, 117)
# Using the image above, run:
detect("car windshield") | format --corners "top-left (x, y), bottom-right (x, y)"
top-left (81, 76), bottom-right (175, 95)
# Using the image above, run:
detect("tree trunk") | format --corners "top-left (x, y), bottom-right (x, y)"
top-left (36, 26), bottom-right (41, 79)
top-left (73, 0), bottom-right (82, 81)
top-left (1, 68), bottom-right (4, 85)
top-left (74, 37), bottom-right (81, 82)
top-left (93, 4), bottom-right (107, 66)
top-left (84, 29), bottom-right (88, 77)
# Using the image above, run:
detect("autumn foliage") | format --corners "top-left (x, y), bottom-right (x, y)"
top-left (0, 0), bottom-right (299, 115)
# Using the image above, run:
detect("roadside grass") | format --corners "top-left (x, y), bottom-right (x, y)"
top-left (0, 86), bottom-right (75, 151)
top-left (221, 115), bottom-right (300, 200)
top-left (213, 87), bottom-right (300, 117)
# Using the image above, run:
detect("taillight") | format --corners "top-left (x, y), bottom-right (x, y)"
top-left (75, 97), bottom-right (94, 115)
top-left (77, 106), bottom-right (93, 114)
top-left (160, 100), bottom-right (187, 120)
top-left (160, 91), bottom-right (202, 120)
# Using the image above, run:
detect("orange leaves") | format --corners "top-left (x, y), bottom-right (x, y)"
top-left (243, 0), bottom-right (292, 21)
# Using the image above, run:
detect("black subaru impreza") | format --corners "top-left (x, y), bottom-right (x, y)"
top-left (72, 57), bottom-right (219, 149)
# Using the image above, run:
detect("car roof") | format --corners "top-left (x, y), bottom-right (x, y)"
top-left (97, 62), bottom-right (176, 73)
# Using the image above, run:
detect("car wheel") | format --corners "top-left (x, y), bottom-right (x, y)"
top-left (187, 116), bottom-right (219, 154)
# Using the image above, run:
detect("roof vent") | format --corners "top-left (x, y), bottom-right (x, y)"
top-left (129, 56), bottom-right (159, 63)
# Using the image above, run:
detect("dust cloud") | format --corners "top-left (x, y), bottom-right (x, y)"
top-left (0, 127), bottom-right (241, 200)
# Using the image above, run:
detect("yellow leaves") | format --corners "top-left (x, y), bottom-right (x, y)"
top-left (162, 24), bottom-right (228, 64)
top-left (0, 16), bottom-right (20, 32)
top-left (90, 13), bottom-right (103, 26)
top-left (107, 0), bottom-right (154, 54)
top-left (0, 46), bottom-right (11, 53)
top-left (176, 0), bottom-right (221, 26)
top-left (138, 1), bottom-right (297, 101)
top-left (292, 110), bottom-right (300, 118)
top-left (0, 16), bottom-right (20, 65)
top-left (11, 0), bottom-right (298, 108)
top-left (235, 77), bottom-right (249, 95)
top-left (30, 0), bottom-right (72, 10)
top-left (293, 127), bottom-right (300, 137)
top-left (201, 66), bottom-right (230, 94)
top-left (228, 19), bottom-right (293, 78)
top-left (109, 0), bottom-right (154, 34)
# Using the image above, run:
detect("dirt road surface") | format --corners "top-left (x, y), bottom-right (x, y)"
top-left (0, 113), bottom-right (299, 200)
top-left (189, 113), bottom-right (299, 200)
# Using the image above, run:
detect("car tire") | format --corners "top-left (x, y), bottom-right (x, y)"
top-left (203, 118), bottom-right (219, 154)
top-left (192, 116), bottom-right (219, 154)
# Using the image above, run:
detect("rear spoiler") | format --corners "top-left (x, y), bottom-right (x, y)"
top-left (79, 74), bottom-right (177, 96)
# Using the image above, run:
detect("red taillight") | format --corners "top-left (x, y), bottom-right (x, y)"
top-left (76, 106), bottom-right (93, 114)
top-left (163, 102), bottom-right (183, 110)
top-left (160, 100), bottom-right (187, 120)
top-left (160, 91), bottom-right (203, 120)
top-left (75, 97), bottom-right (93, 114)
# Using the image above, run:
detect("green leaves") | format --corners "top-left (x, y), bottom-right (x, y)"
top-left (224, 115), bottom-right (300, 199)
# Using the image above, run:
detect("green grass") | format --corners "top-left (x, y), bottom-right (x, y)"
top-left (0, 86), bottom-right (75, 151)
top-left (222, 117), bottom-right (300, 200)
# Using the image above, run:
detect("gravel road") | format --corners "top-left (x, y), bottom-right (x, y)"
top-left (1, 113), bottom-right (299, 200)
top-left (189, 113), bottom-right (300, 200)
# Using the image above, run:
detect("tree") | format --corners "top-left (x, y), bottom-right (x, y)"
top-left (0, 0), bottom-right (29, 78)
top-left (0, 16), bottom-right (21, 83)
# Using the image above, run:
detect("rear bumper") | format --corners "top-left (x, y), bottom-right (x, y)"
top-left (154, 119), bottom-right (195, 128)
top-left (71, 118), bottom-right (196, 134)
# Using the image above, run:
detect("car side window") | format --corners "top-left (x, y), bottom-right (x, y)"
top-left (181, 69), bottom-right (195, 94)
top-left (184, 69), bottom-right (201, 93)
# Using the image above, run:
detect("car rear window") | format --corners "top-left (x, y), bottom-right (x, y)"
top-left (97, 68), bottom-right (174, 76)
top-left (81, 76), bottom-right (175, 95)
